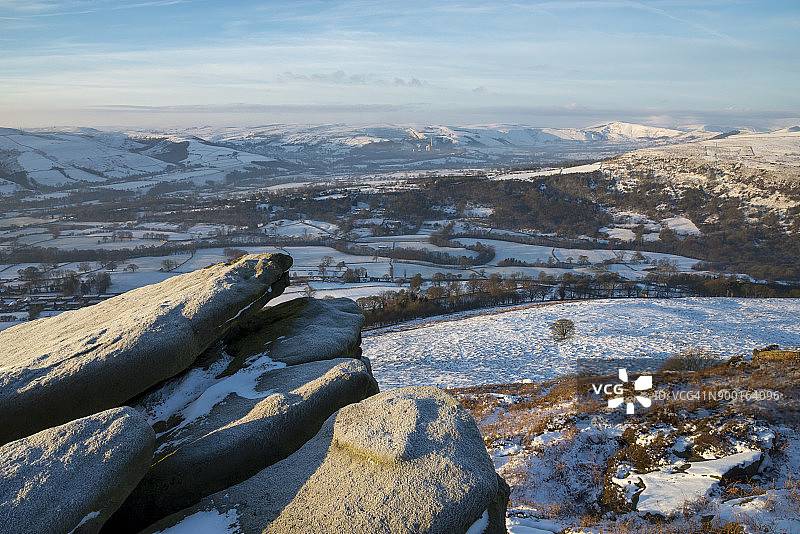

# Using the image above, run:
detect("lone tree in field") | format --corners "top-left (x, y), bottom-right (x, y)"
top-left (550, 318), bottom-right (575, 340)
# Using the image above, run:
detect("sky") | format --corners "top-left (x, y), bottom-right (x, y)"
top-left (1, 0), bottom-right (799, 130)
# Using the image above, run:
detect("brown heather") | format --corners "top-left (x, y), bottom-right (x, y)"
top-left (447, 345), bottom-right (800, 533)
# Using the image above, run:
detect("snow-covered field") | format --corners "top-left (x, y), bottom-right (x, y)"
top-left (455, 237), bottom-right (701, 272)
top-left (363, 298), bottom-right (800, 390)
top-left (269, 281), bottom-right (402, 305)
top-left (493, 162), bottom-right (603, 181)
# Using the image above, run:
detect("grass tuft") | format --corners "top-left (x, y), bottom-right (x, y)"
top-left (661, 347), bottom-right (722, 372)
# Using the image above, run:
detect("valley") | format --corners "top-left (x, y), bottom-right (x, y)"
top-left (0, 122), bottom-right (718, 197)
top-left (1, 122), bottom-right (798, 534)
top-left (1, 123), bottom-right (799, 331)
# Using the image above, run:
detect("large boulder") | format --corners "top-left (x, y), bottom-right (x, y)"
top-left (143, 387), bottom-right (504, 534)
top-left (0, 253), bottom-right (292, 445)
top-left (224, 297), bottom-right (365, 365)
top-left (104, 356), bottom-right (378, 533)
top-left (0, 406), bottom-right (154, 534)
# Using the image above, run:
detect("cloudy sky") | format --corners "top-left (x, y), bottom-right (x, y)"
top-left (1, 0), bottom-right (798, 129)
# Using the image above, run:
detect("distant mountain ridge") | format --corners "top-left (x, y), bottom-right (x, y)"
top-left (184, 120), bottom-right (710, 148)
top-left (0, 121), bottom-right (727, 196)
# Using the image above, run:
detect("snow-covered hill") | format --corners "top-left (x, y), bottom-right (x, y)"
top-left (602, 128), bottom-right (800, 213)
top-left (0, 121), bottom-right (722, 196)
top-left (0, 128), bottom-right (169, 187)
top-left (0, 128), bottom-right (278, 192)
top-left (188, 121), bottom-right (710, 150)
top-left (363, 297), bottom-right (800, 390)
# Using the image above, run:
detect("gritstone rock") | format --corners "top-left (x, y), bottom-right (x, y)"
top-left (143, 386), bottom-right (504, 534)
top-left (224, 296), bottom-right (365, 366)
top-left (105, 355), bottom-right (378, 533)
top-left (0, 406), bottom-right (154, 534)
top-left (0, 253), bottom-right (292, 445)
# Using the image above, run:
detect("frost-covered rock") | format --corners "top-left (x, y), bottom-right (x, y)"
top-left (105, 357), bottom-right (378, 533)
top-left (224, 297), bottom-right (365, 365)
top-left (0, 406), bottom-right (154, 534)
top-left (144, 386), bottom-right (505, 534)
top-left (0, 253), bottom-right (292, 445)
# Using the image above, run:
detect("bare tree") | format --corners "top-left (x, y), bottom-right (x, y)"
top-left (318, 256), bottom-right (334, 281)
top-left (550, 319), bottom-right (575, 340)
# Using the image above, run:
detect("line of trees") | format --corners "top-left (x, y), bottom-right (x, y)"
top-left (356, 270), bottom-right (799, 327)
top-left (329, 241), bottom-right (494, 267)
top-left (3, 266), bottom-right (112, 297)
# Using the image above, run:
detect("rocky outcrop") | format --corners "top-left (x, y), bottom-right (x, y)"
top-left (0, 407), bottom-right (154, 534)
top-left (224, 296), bottom-right (365, 365)
top-left (144, 387), bottom-right (503, 534)
top-left (0, 253), bottom-right (292, 445)
top-left (106, 358), bottom-right (378, 533)
top-left (1, 255), bottom-right (509, 534)
top-left (275, 386), bottom-right (500, 533)
top-left (99, 296), bottom-right (375, 533)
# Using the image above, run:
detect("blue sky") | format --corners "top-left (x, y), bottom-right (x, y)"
top-left (1, 0), bottom-right (798, 129)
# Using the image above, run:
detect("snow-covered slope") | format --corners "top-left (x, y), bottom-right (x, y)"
top-left (603, 128), bottom-right (800, 213)
top-left (189, 121), bottom-right (710, 150)
top-left (363, 297), bottom-right (800, 390)
top-left (0, 122), bottom-right (719, 196)
top-left (0, 128), bottom-right (169, 187)
top-left (0, 128), bottom-right (276, 192)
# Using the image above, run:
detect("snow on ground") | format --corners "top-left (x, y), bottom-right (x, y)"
top-left (600, 211), bottom-right (702, 241)
top-left (599, 227), bottom-right (636, 241)
top-left (265, 181), bottom-right (315, 191)
top-left (609, 211), bottom-right (653, 224)
top-left (506, 516), bottom-right (564, 533)
top-left (175, 249), bottom-right (279, 273)
top-left (100, 245), bottom-right (475, 297)
top-left (151, 509), bottom-right (240, 534)
top-left (43, 235), bottom-right (175, 250)
top-left (363, 298), bottom-right (800, 390)
top-left (638, 129), bottom-right (800, 176)
top-left (268, 281), bottom-right (402, 306)
top-left (493, 163), bottom-right (602, 181)
top-left (615, 450), bottom-right (764, 517)
top-left (186, 223), bottom-right (234, 237)
top-left (0, 129), bottom-right (169, 183)
top-left (363, 234), bottom-right (480, 257)
top-left (0, 179), bottom-right (20, 195)
top-left (465, 207), bottom-right (494, 217)
top-left (0, 216), bottom-right (48, 228)
top-left (263, 219), bottom-right (340, 238)
top-left (664, 216), bottom-right (702, 235)
top-left (109, 270), bottom-right (182, 293)
top-left (97, 180), bottom-right (162, 191)
top-left (454, 237), bottom-right (700, 272)
top-left (714, 487), bottom-right (800, 533)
